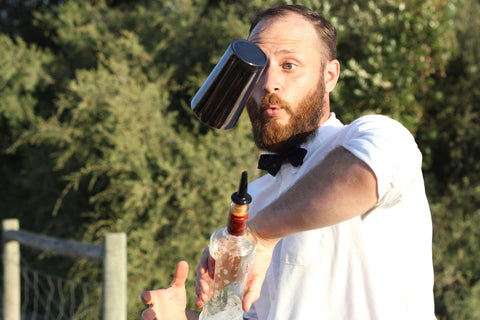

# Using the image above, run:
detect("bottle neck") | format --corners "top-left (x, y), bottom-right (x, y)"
top-left (227, 203), bottom-right (249, 236)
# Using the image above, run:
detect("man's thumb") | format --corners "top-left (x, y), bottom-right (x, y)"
top-left (242, 278), bottom-right (262, 312)
top-left (171, 260), bottom-right (189, 287)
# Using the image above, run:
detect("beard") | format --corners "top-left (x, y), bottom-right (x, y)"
top-left (246, 78), bottom-right (326, 154)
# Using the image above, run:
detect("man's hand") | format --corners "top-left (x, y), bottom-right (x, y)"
top-left (242, 227), bottom-right (278, 312)
top-left (141, 261), bottom-right (189, 320)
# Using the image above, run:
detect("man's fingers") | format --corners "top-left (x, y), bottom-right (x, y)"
top-left (171, 260), bottom-right (189, 288)
top-left (141, 290), bottom-right (153, 305)
top-left (195, 276), bottom-right (210, 308)
top-left (196, 247), bottom-right (209, 276)
top-left (141, 307), bottom-right (157, 320)
top-left (195, 296), bottom-right (204, 309)
top-left (195, 246), bottom-right (211, 307)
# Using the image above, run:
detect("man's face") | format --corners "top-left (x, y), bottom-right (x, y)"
top-left (246, 77), bottom-right (325, 153)
top-left (246, 12), bottom-right (329, 153)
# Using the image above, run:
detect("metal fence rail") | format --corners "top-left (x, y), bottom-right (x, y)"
top-left (2, 219), bottom-right (126, 320)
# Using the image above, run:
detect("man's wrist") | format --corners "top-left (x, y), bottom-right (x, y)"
top-left (248, 222), bottom-right (280, 249)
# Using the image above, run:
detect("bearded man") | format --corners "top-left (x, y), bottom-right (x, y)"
top-left (141, 5), bottom-right (436, 320)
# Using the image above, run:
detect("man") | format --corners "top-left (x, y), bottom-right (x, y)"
top-left (141, 5), bottom-right (435, 319)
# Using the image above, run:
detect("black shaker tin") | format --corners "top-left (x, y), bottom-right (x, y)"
top-left (191, 40), bottom-right (267, 129)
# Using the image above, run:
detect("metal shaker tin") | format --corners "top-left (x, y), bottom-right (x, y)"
top-left (190, 39), bottom-right (267, 130)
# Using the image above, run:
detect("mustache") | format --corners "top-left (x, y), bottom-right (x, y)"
top-left (261, 93), bottom-right (292, 113)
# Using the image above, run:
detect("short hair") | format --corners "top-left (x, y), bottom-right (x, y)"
top-left (249, 5), bottom-right (337, 61)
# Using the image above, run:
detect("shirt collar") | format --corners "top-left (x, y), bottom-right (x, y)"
top-left (300, 112), bottom-right (344, 161)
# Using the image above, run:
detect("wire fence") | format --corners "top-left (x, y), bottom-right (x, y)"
top-left (18, 256), bottom-right (102, 320)
top-left (2, 219), bottom-right (126, 320)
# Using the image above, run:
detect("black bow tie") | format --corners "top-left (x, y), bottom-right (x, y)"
top-left (258, 147), bottom-right (307, 176)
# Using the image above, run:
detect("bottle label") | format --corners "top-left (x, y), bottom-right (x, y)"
top-left (208, 254), bottom-right (215, 280)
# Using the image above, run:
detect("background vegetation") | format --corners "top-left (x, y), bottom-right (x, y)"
top-left (1, 0), bottom-right (478, 318)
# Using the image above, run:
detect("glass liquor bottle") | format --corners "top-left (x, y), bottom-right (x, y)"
top-left (199, 171), bottom-right (256, 320)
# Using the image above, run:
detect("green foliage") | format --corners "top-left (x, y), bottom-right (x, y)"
top-left (416, 0), bottom-right (480, 318)
top-left (431, 181), bottom-right (480, 319)
top-left (0, 35), bottom-right (53, 133)
top-left (0, 33), bottom-right (63, 236)
top-left (1, 0), bottom-right (479, 318)
top-left (3, 0), bottom-right (261, 316)
top-left (329, 0), bottom-right (459, 131)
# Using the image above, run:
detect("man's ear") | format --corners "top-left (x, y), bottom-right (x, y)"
top-left (324, 59), bottom-right (340, 93)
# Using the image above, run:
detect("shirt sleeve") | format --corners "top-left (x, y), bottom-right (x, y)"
top-left (341, 115), bottom-right (423, 208)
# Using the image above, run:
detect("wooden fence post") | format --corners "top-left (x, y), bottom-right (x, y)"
top-left (103, 233), bottom-right (127, 320)
top-left (2, 219), bottom-right (127, 319)
top-left (2, 219), bottom-right (21, 320)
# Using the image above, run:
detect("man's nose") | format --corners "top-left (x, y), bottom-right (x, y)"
top-left (259, 66), bottom-right (281, 94)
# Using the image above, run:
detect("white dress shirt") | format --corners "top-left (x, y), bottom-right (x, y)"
top-left (245, 113), bottom-right (435, 320)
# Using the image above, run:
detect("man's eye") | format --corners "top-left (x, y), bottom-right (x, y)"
top-left (283, 63), bottom-right (296, 71)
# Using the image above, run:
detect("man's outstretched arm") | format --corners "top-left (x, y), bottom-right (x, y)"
top-left (243, 146), bottom-right (378, 311)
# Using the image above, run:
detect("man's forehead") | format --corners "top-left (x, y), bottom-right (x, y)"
top-left (249, 14), bottom-right (300, 34)
top-left (247, 13), bottom-right (321, 53)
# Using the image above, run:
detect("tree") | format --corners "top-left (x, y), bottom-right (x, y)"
top-left (1, 0), bottom-right (477, 318)
top-left (416, 0), bottom-right (480, 318)
top-left (3, 0), bottom-right (263, 316)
